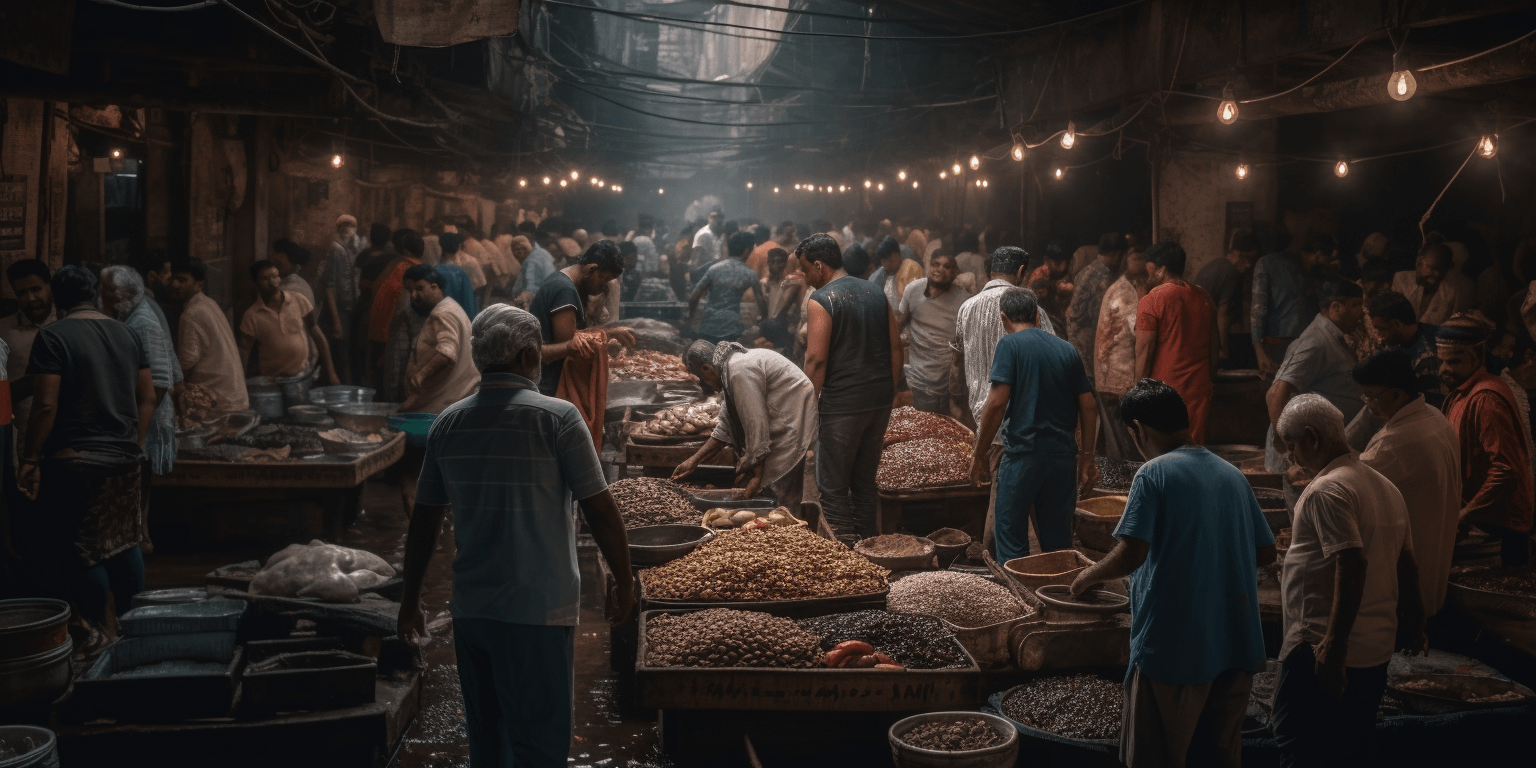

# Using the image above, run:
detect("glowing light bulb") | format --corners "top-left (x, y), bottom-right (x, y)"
top-left (1011, 141), bottom-right (1025, 162)
top-left (746, 182), bottom-right (753, 189)
top-left (560, 179), bottom-right (567, 187)
top-left (1053, 167), bottom-right (1064, 180)
top-left (838, 185), bottom-right (846, 193)
top-left (518, 178), bottom-right (527, 187)
top-left (658, 188), bottom-right (664, 194)
top-left (940, 171), bottom-right (947, 180)
top-left (111, 149), bottom-right (123, 159)
top-left (1061, 122), bottom-right (1076, 149)
top-left (331, 154), bottom-right (343, 168)
top-left (570, 171), bottom-right (579, 180)
top-left (864, 180), bottom-right (871, 188)
top-left (1334, 160), bottom-right (1350, 178)
top-left (1478, 135), bottom-right (1498, 159)
top-left (982, 180), bottom-right (988, 188)
top-left (974, 179), bottom-right (980, 187)
top-left (542, 176), bottom-right (551, 185)
top-left (877, 183), bottom-right (884, 191)
top-left (773, 187), bottom-right (780, 194)
top-left (951, 163), bottom-right (962, 175)
top-left (968, 155), bottom-right (980, 170)
top-left (1217, 83), bottom-right (1239, 125)
top-left (898, 170), bottom-right (907, 181)
top-left (912, 181), bottom-right (919, 189)
top-left (794, 184), bottom-right (801, 190)
top-left (1389, 53), bottom-right (1416, 101)
top-left (1235, 164), bottom-right (1250, 180)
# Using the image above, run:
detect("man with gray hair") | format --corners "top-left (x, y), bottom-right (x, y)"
top-left (101, 265), bottom-right (181, 482)
top-left (396, 303), bottom-right (633, 768)
top-left (1270, 394), bottom-right (1424, 767)
top-left (672, 339), bottom-right (817, 510)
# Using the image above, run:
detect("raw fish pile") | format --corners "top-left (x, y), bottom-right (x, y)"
top-left (248, 540), bottom-right (397, 603)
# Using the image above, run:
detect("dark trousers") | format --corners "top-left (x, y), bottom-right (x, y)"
top-left (453, 619), bottom-right (575, 768)
top-left (816, 408), bottom-right (891, 543)
top-left (73, 547), bottom-right (144, 626)
top-left (993, 452), bottom-right (1077, 562)
top-left (1488, 525), bottom-right (1532, 567)
top-left (1272, 643), bottom-right (1389, 768)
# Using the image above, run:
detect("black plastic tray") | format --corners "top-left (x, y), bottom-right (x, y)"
top-left (74, 644), bottom-right (243, 722)
top-left (240, 648), bottom-right (376, 715)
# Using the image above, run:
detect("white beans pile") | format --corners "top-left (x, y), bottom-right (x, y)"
top-left (888, 571), bottom-right (1027, 628)
top-left (642, 526), bottom-right (889, 601)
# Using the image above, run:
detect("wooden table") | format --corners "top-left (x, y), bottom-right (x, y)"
top-left (151, 434), bottom-right (406, 549)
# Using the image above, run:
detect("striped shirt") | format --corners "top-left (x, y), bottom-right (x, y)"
top-left (415, 372), bottom-right (607, 626)
top-left (951, 279), bottom-right (1056, 444)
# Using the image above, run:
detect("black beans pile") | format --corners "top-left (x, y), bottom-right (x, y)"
top-left (644, 609), bottom-right (823, 668)
top-left (1094, 456), bottom-right (1142, 492)
top-left (796, 610), bottom-right (969, 670)
top-left (229, 424), bottom-right (322, 452)
top-left (1002, 674), bottom-right (1123, 740)
top-left (899, 718), bottom-right (1006, 752)
top-left (611, 478), bottom-right (699, 528)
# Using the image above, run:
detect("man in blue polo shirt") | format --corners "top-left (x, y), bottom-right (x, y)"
top-left (397, 303), bottom-right (633, 767)
top-left (1071, 378), bottom-right (1276, 767)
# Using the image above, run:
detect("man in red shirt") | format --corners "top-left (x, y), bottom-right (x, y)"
top-left (1438, 315), bottom-right (1534, 566)
top-left (1135, 243), bottom-right (1218, 443)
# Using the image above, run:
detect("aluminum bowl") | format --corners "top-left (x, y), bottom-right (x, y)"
top-left (0, 598), bottom-right (71, 661)
top-left (249, 389), bottom-right (287, 420)
top-left (626, 524), bottom-right (716, 567)
top-left (327, 403), bottom-right (400, 433)
top-left (277, 373), bottom-right (313, 409)
top-left (286, 405), bottom-right (330, 426)
top-left (309, 385), bottom-right (376, 406)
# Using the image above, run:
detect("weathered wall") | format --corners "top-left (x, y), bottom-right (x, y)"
top-left (1157, 121), bottom-right (1278, 277)
top-left (0, 98), bottom-right (67, 297)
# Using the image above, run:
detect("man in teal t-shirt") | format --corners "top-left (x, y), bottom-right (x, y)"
top-left (1072, 378), bottom-right (1276, 768)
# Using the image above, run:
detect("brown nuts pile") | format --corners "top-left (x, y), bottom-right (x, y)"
top-left (877, 437), bottom-right (973, 491)
top-left (899, 718), bottom-right (1006, 751)
top-left (644, 609), bottom-right (824, 668)
top-left (641, 526), bottom-right (889, 601)
top-left (888, 571), bottom-right (1027, 628)
top-left (855, 534), bottom-right (932, 559)
top-left (610, 478), bottom-right (699, 528)
top-left (884, 406), bottom-right (974, 447)
top-left (1002, 674), bottom-right (1123, 740)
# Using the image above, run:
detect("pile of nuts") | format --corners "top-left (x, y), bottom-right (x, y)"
top-left (610, 478), bottom-right (699, 528)
top-left (797, 610), bottom-right (968, 670)
top-left (610, 350), bottom-right (694, 382)
top-left (856, 534), bottom-right (932, 559)
top-left (1001, 674), bottom-right (1124, 740)
top-left (877, 437), bottom-right (973, 491)
top-left (1451, 566), bottom-right (1536, 597)
top-left (898, 718), bottom-right (1007, 752)
top-left (884, 406), bottom-right (974, 447)
top-left (644, 609), bottom-right (823, 668)
top-left (1094, 456), bottom-right (1142, 492)
top-left (176, 383), bottom-right (219, 427)
top-left (641, 526), bottom-right (888, 601)
top-left (888, 571), bottom-right (1026, 628)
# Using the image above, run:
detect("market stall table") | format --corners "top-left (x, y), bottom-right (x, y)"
top-left (150, 433), bottom-right (406, 550)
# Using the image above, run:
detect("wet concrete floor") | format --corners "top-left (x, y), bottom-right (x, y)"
top-left (143, 478), bottom-right (670, 768)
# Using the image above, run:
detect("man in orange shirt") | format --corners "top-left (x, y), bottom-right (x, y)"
top-left (747, 221), bottom-right (798, 278)
top-left (1135, 243), bottom-right (1217, 443)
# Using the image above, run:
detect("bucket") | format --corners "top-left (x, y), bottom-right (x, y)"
top-left (0, 726), bottom-right (58, 768)
top-left (0, 638), bottom-right (72, 718)
top-left (1072, 495), bottom-right (1126, 552)
top-left (942, 614), bottom-right (1034, 669)
top-left (926, 528), bottom-right (972, 568)
top-left (1034, 585), bottom-right (1129, 624)
top-left (1003, 551), bottom-right (1094, 593)
top-left (888, 711), bottom-right (1019, 768)
top-left (0, 600), bottom-right (70, 662)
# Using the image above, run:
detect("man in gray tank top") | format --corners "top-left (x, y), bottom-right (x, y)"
top-left (797, 234), bottom-right (900, 544)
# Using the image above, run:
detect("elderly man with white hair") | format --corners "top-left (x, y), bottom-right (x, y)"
top-left (1270, 393), bottom-right (1424, 768)
top-left (396, 303), bottom-right (633, 768)
top-left (101, 265), bottom-right (181, 482)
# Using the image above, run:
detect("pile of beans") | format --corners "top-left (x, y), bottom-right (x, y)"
top-left (856, 534), bottom-right (932, 558)
top-left (887, 571), bottom-right (1026, 628)
top-left (1094, 456), bottom-right (1142, 492)
top-left (642, 527), bottom-right (888, 601)
top-left (610, 478), bottom-right (699, 528)
top-left (796, 610), bottom-right (968, 670)
top-left (884, 407), bottom-right (974, 447)
top-left (1001, 674), bottom-right (1123, 740)
top-left (898, 718), bottom-right (1007, 751)
top-left (877, 438), bottom-right (973, 491)
top-left (644, 609), bottom-right (823, 668)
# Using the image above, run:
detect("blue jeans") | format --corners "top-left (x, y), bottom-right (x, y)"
top-left (73, 547), bottom-right (144, 626)
top-left (816, 408), bottom-right (892, 543)
top-left (453, 619), bottom-right (575, 767)
top-left (992, 452), bottom-right (1077, 562)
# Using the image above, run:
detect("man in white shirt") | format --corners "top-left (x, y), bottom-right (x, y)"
top-left (1391, 243), bottom-right (1459, 325)
top-left (899, 254), bottom-right (969, 414)
top-left (1271, 394), bottom-right (1424, 767)
top-left (1353, 350), bottom-right (1461, 617)
top-left (691, 211), bottom-right (723, 269)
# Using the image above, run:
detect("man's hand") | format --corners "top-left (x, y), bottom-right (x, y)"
top-left (18, 463), bottom-right (39, 501)
top-left (1257, 347), bottom-right (1277, 377)
top-left (331, 319), bottom-right (345, 340)
top-left (515, 291), bottom-right (534, 308)
top-left (1077, 451), bottom-right (1100, 495)
top-left (1314, 637), bottom-right (1348, 699)
top-left (1069, 570), bottom-right (1102, 598)
top-left (1398, 626), bottom-right (1428, 657)
top-left (670, 457), bottom-right (698, 482)
top-left (326, 371), bottom-right (341, 386)
top-left (607, 576), bottom-right (635, 626)
top-left (738, 464), bottom-right (765, 500)
top-left (969, 454), bottom-right (992, 487)
top-left (397, 602), bottom-right (425, 644)
top-left (608, 326), bottom-right (637, 348)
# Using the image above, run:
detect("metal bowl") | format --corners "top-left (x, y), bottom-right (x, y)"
top-left (0, 599), bottom-right (71, 661)
top-left (1035, 585), bottom-right (1129, 623)
top-left (176, 427), bottom-right (214, 452)
top-left (249, 389), bottom-right (287, 420)
top-left (889, 711), bottom-right (1019, 768)
top-left (286, 405), bottom-right (330, 426)
top-left (309, 385), bottom-right (376, 406)
top-left (245, 376), bottom-right (281, 392)
top-left (626, 524), bottom-right (716, 567)
top-left (327, 403), bottom-right (400, 433)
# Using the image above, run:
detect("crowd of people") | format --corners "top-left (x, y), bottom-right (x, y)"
top-left (2, 200), bottom-right (1534, 767)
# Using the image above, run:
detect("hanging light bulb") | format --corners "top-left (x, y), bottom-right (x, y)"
top-left (838, 185), bottom-right (846, 193)
top-left (773, 187), bottom-right (780, 194)
top-left (1235, 164), bottom-right (1250, 180)
top-left (912, 181), bottom-right (919, 189)
top-left (968, 155), bottom-right (980, 171)
top-left (1388, 52), bottom-right (1416, 101)
top-left (982, 180), bottom-right (989, 188)
top-left (951, 162), bottom-right (962, 175)
top-left (559, 179), bottom-right (567, 187)
top-left (1217, 84), bottom-right (1239, 125)
top-left (331, 154), bottom-right (344, 168)
top-left (746, 181), bottom-right (753, 189)
top-left (1061, 122), bottom-right (1076, 149)
top-left (111, 149), bottom-right (123, 159)
top-left (864, 180), bottom-right (871, 188)
top-left (542, 176), bottom-right (552, 185)
top-left (877, 183), bottom-right (884, 191)
top-left (518, 178), bottom-right (527, 187)
top-left (658, 188), bottom-right (665, 194)
top-left (974, 179), bottom-right (981, 187)
top-left (939, 171), bottom-right (947, 179)
top-left (898, 170), bottom-right (907, 181)
top-left (1334, 160), bottom-right (1350, 178)
top-left (570, 171), bottom-right (579, 180)
top-left (1053, 167), bottom-right (1065, 180)
top-left (1478, 134), bottom-right (1498, 159)
top-left (794, 184), bottom-right (801, 190)
top-left (1011, 141), bottom-right (1025, 162)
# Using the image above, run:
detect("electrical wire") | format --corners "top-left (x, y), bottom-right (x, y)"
top-left (86, 0), bottom-right (218, 10)
top-left (1416, 26), bottom-right (1536, 71)
top-left (1419, 145), bottom-right (1478, 243)
top-left (537, 0), bottom-right (1149, 42)
top-left (1239, 36), bottom-right (1371, 103)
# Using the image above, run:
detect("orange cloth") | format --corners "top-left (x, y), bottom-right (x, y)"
top-left (1444, 369), bottom-right (1534, 533)
top-left (1136, 281), bottom-right (1215, 410)
top-left (368, 257), bottom-right (419, 343)
top-left (747, 240), bottom-right (800, 279)
top-left (556, 329), bottom-right (610, 452)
